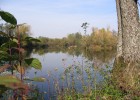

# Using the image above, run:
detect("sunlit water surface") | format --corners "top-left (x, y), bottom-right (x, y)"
top-left (25, 51), bottom-right (115, 99)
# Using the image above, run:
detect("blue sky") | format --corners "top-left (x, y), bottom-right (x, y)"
top-left (0, 0), bottom-right (117, 38)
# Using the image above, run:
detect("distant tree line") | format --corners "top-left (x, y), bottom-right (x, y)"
top-left (32, 27), bottom-right (117, 51)
top-left (0, 23), bottom-right (117, 51)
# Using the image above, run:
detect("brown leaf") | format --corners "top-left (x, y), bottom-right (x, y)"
top-left (17, 66), bottom-right (25, 75)
top-left (0, 64), bottom-right (10, 73)
top-left (18, 48), bottom-right (25, 53)
top-left (0, 75), bottom-right (29, 91)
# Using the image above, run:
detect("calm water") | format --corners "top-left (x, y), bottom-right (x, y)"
top-left (25, 50), bottom-right (116, 99)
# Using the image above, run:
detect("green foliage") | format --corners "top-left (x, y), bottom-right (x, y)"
top-left (0, 75), bottom-right (24, 89)
top-left (0, 10), bottom-right (17, 25)
top-left (1, 40), bottom-right (18, 48)
top-left (67, 32), bottom-right (82, 46)
top-left (25, 37), bottom-right (40, 42)
top-left (56, 64), bottom-right (128, 100)
top-left (0, 31), bottom-right (8, 37)
top-left (0, 47), bottom-right (8, 51)
top-left (15, 24), bottom-right (32, 47)
top-left (0, 10), bottom-right (42, 99)
top-left (31, 28), bottom-right (117, 52)
top-left (24, 77), bottom-right (46, 82)
top-left (24, 58), bottom-right (42, 70)
top-left (33, 77), bottom-right (46, 82)
top-left (99, 81), bottom-right (124, 99)
top-left (90, 27), bottom-right (117, 51)
top-left (0, 75), bottom-right (20, 83)
top-left (0, 50), bottom-right (10, 61)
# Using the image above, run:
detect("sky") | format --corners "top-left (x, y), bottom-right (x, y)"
top-left (0, 0), bottom-right (117, 38)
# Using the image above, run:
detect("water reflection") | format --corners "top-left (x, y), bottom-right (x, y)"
top-left (1, 47), bottom-right (140, 99)
top-left (30, 47), bottom-right (116, 62)
top-left (24, 48), bottom-right (116, 99)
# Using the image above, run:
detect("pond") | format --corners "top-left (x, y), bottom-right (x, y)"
top-left (25, 49), bottom-right (116, 99)
top-left (1, 49), bottom-right (140, 99)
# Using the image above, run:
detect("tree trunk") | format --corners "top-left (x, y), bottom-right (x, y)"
top-left (116, 0), bottom-right (122, 57)
top-left (116, 0), bottom-right (140, 62)
top-left (113, 0), bottom-right (140, 96)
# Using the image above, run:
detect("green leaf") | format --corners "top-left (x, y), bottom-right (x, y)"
top-left (0, 75), bottom-right (28, 90)
top-left (25, 37), bottom-right (41, 42)
top-left (0, 50), bottom-right (10, 61)
top-left (0, 50), bottom-right (18, 62)
top-left (1, 40), bottom-right (18, 48)
top-left (0, 85), bottom-right (8, 94)
top-left (0, 75), bottom-right (20, 84)
top-left (32, 77), bottom-right (46, 82)
top-left (24, 58), bottom-right (42, 70)
top-left (0, 47), bottom-right (8, 51)
top-left (0, 11), bottom-right (17, 25)
top-left (0, 31), bottom-right (8, 37)
top-left (13, 38), bottom-right (18, 43)
top-left (24, 77), bottom-right (46, 82)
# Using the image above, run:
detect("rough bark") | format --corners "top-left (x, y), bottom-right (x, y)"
top-left (113, 1), bottom-right (140, 96)
top-left (116, 0), bottom-right (140, 62)
top-left (116, 0), bottom-right (122, 57)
